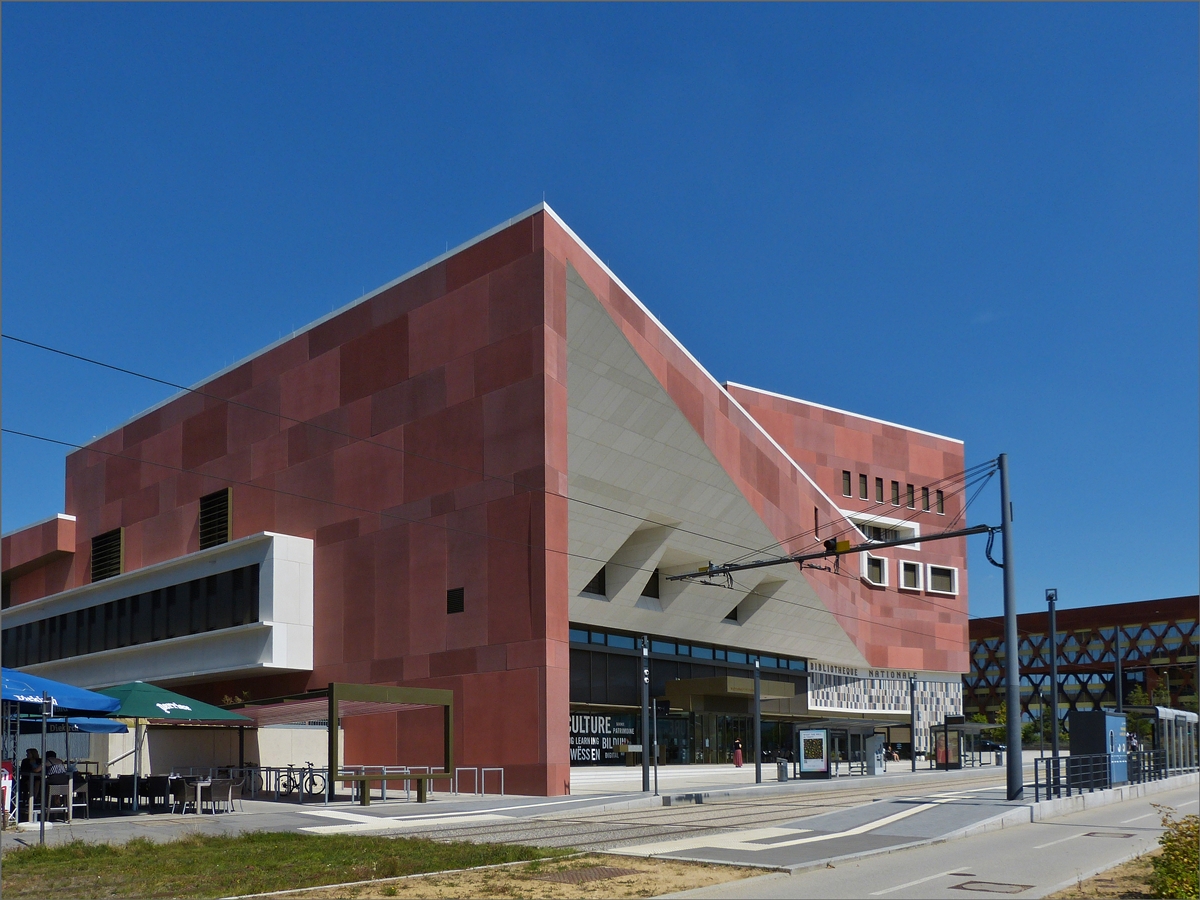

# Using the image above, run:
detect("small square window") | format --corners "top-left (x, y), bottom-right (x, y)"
top-left (859, 474), bottom-right (868, 500)
top-left (922, 487), bottom-right (930, 512)
top-left (936, 490), bottom-right (945, 515)
top-left (875, 478), bottom-right (884, 503)
top-left (906, 484), bottom-right (915, 508)
top-left (891, 481), bottom-right (900, 506)
top-left (927, 565), bottom-right (957, 595)
top-left (842, 471), bottom-right (852, 497)
top-left (569, 628), bottom-right (589, 643)
top-left (446, 587), bottom-right (465, 614)
top-left (900, 561), bottom-right (922, 591)
top-left (864, 556), bottom-right (887, 586)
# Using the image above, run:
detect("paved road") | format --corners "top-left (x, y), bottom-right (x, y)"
top-left (289, 766), bottom-right (1019, 850)
top-left (608, 783), bottom-right (1020, 868)
top-left (668, 784), bottom-right (1199, 899)
top-left (2, 764), bottom-right (1017, 851)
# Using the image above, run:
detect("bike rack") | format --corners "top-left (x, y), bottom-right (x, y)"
top-left (453, 767), bottom-right (479, 795)
top-left (481, 767), bottom-right (504, 796)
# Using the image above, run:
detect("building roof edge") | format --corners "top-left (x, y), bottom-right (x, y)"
top-left (725, 382), bottom-right (964, 445)
top-left (78, 203), bottom-right (553, 450)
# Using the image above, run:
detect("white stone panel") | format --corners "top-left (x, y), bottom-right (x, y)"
top-left (565, 266), bottom-right (866, 666)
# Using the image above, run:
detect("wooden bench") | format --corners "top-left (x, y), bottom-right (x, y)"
top-left (337, 771), bottom-right (452, 804)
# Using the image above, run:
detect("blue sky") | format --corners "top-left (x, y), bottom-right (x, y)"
top-left (3, 3), bottom-right (1196, 619)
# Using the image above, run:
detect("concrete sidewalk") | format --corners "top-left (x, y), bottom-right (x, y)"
top-left (666, 780), bottom-right (1199, 899)
top-left (568, 753), bottom-right (1017, 796)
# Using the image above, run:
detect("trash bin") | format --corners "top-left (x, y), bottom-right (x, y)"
top-left (776, 758), bottom-right (789, 782)
top-left (995, 748), bottom-right (1004, 766)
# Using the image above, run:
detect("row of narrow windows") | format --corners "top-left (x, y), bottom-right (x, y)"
top-left (861, 556), bottom-right (958, 594)
top-left (842, 471), bottom-right (943, 514)
top-left (1, 564), bottom-right (260, 668)
top-left (568, 625), bottom-right (808, 671)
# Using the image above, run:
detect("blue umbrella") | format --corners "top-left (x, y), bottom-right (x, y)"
top-left (17, 717), bottom-right (128, 735)
top-left (1, 668), bottom-right (120, 716)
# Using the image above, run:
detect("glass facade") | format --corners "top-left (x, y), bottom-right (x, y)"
top-left (569, 624), bottom-right (807, 765)
top-left (2, 564), bottom-right (260, 667)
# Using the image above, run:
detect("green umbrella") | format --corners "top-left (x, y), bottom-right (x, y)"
top-left (97, 682), bottom-right (249, 811)
top-left (97, 682), bottom-right (250, 723)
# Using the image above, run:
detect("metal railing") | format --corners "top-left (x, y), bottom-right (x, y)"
top-left (1128, 749), bottom-right (1169, 784)
top-left (171, 765), bottom-right (326, 803)
top-left (168, 763), bottom-right (509, 803)
top-left (481, 767), bottom-right (504, 796)
top-left (1034, 751), bottom-right (1168, 802)
top-left (453, 767), bottom-right (478, 795)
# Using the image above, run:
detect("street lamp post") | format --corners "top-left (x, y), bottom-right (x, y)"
top-left (1047, 589), bottom-right (1059, 760)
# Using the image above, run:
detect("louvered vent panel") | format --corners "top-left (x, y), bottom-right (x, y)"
top-left (447, 587), bottom-right (465, 615)
top-left (199, 489), bottom-right (231, 550)
top-left (90, 529), bottom-right (123, 582)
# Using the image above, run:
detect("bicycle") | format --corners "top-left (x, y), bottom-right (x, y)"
top-left (279, 762), bottom-right (326, 798)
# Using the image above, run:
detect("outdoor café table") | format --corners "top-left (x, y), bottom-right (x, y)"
top-left (172, 776), bottom-right (210, 814)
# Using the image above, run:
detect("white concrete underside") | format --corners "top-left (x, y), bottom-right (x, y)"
top-left (565, 266), bottom-right (866, 666)
top-left (5, 532), bottom-right (314, 689)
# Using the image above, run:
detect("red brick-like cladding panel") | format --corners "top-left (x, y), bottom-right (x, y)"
top-left (1, 516), bottom-right (75, 604)
top-left (61, 213), bottom-right (570, 796)
top-left (542, 216), bottom-right (967, 673)
top-left (727, 387), bottom-right (969, 673)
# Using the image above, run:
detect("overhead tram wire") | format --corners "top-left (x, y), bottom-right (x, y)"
top-left (717, 458), bottom-right (1000, 567)
top-left (684, 467), bottom-right (1003, 631)
top-left (5, 426), bottom-right (1025, 651)
top-left (5, 332), bottom-right (993, 565)
top-left (4, 334), bottom-right (1000, 604)
top-left (2, 427), bottom-right (669, 589)
top-left (1, 333), bottom-right (772, 559)
top-left (3, 423), bottom-right (996, 640)
top-left (713, 462), bottom-right (1000, 574)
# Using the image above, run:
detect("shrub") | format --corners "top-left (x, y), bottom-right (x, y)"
top-left (1150, 806), bottom-right (1198, 900)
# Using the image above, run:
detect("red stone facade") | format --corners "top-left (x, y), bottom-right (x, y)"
top-left (2, 207), bottom-right (971, 794)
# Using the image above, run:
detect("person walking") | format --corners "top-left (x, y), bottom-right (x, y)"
top-left (733, 738), bottom-right (744, 768)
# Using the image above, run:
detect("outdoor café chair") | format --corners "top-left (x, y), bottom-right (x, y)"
top-left (114, 775), bottom-right (136, 811)
top-left (141, 775), bottom-right (172, 811)
top-left (173, 779), bottom-right (203, 815)
top-left (44, 774), bottom-right (73, 823)
top-left (71, 775), bottom-right (89, 820)
top-left (202, 779), bottom-right (236, 814)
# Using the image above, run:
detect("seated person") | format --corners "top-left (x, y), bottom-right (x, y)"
top-left (19, 748), bottom-right (41, 779)
top-left (44, 751), bottom-right (69, 779)
top-left (18, 749), bottom-right (42, 818)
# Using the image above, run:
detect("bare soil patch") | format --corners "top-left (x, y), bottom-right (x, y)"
top-left (1045, 850), bottom-right (1159, 900)
top-left (283, 853), bottom-right (762, 899)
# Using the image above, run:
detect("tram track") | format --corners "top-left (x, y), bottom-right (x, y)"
top-left (395, 770), bottom-right (1012, 850)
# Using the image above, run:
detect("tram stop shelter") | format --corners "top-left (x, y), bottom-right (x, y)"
top-left (1123, 706), bottom-right (1198, 774)
top-left (930, 718), bottom-right (999, 769)
top-left (793, 717), bottom-right (903, 775)
top-left (226, 683), bottom-right (454, 803)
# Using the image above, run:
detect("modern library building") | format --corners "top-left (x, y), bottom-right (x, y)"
top-left (2, 205), bottom-right (970, 795)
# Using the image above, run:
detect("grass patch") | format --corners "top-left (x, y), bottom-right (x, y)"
top-left (1, 832), bottom-right (572, 899)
